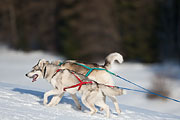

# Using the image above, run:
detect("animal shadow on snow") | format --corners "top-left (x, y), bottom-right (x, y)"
top-left (12, 88), bottom-right (82, 111)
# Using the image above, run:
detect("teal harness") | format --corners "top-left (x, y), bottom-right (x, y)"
top-left (58, 62), bottom-right (180, 103)
top-left (58, 62), bottom-right (110, 77)
top-left (58, 62), bottom-right (64, 66)
top-left (75, 63), bottom-right (107, 77)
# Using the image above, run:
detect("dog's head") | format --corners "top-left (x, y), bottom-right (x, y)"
top-left (25, 59), bottom-right (49, 82)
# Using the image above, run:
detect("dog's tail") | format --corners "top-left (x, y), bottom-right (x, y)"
top-left (99, 84), bottom-right (126, 97)
top-left (104, 52), bottom-right (123, 70)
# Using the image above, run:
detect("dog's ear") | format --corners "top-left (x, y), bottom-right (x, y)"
top-left (38, 59), bottom-right (47, 68)
top-left (51, 60), bottom-right (61, 65)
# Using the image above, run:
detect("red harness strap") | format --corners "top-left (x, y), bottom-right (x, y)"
top-left (55, 69), bottom-right (93, 91)
top-left (105, 85), bottom-right (115, 88)
top-left (56, 69), bottom-right (61, 72)
top-left (63, 72), bottom-right (93, 91)
top-left (56, 69), bottom-right (116, 91)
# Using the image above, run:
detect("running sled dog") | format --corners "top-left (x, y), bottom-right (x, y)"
top-left (26, 52), bottom-right (124, 114)
top-left (26, 61), bottom-right (126, 117)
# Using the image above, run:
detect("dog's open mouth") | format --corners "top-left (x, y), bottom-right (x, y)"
top-left (32, 74), bottom-right (38, 82)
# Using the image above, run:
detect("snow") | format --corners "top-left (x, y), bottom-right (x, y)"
top-left (0, 45), bottom-right (180, 120)
top-left (0, 82), bottom-right (179, 120)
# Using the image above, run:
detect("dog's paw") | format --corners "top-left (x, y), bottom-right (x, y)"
top-left (117, 109), bottom-right (121, 115)
top-left (106, 114), bottom-right (110, 118)
top-left (77, 106), bottom-right (81, 110)
top-left (88, 109), bottom-right (97, 115)
top-left (88, 112), bottom-right (94, 115)
top-left (46, 103), bottom-right (54, 107)
top-left (46, 101), bottom-right (58, 107)
top-left (100, 107), bottom-right (104, 111)
top-left (43, 99), bottom-right (48, 105)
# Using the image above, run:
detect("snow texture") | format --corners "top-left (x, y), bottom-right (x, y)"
top-left (0, 45), bottom-right (180, 120)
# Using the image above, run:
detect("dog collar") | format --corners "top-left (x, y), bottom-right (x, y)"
top-left (51, 69), bottom-right (62, 79)
top-left (43, 67), bottom-right (47, 78)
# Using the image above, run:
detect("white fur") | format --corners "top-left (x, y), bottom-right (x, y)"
top-left (53, 53), bottom-right (124, 114)
top-left (43, 69), bottom-right (124, 118)
top-left (26, 53), bottom-right (124, 116)
top-left (105, 52), bottom-right (123, 70)
top-left (25, 60), bottom-right (126, 118)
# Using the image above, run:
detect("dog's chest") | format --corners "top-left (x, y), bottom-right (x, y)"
top-left (50, 78), bottom-right (57, 88)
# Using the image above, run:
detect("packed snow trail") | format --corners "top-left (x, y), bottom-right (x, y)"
top-left (0, 82), bottom-right (180, 120)
top-left (0, 46), bottom-right (180, 119)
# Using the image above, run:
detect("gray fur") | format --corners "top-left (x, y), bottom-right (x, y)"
top-left (25, 58), bottom-right (126, 118)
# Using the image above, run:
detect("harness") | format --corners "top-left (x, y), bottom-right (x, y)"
top-left (75, 63), bottom-right (106, 77)
top-left (55, 69), bottom-right (93, 91)
top-left (58, 62), bottom-right (180, 103)
top-left (58, 62), bottom-right (106, 77)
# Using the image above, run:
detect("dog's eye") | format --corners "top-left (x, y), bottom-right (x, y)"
top-left (33, 66), bottom-right (38, 70)
top-left (33, 66), bottom-right (36, 69)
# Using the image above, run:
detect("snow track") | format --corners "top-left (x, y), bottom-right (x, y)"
top-left (0, 46), bottom-right (180, 119)
top-left (0, 82), bottom-right (179, 120)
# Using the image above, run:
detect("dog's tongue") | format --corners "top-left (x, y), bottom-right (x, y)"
top-left (32, 74), bottom-right (38, 82)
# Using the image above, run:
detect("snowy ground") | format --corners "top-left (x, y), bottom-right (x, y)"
top-left (0, 46), bottom-right (180, 120)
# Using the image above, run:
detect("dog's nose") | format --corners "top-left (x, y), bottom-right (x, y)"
top-left (25, 74), bottom-right (28, 77)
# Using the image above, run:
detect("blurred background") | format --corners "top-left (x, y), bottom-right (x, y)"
top-left (0, 0), bottom-right (180, 116)
top-left (0, 0), bottom-right (180, 63)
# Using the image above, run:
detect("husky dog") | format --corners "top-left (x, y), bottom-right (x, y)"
top-left (25, 60), bottom-right (82, 110)
top-left (51, 52), bottom-right (124, 114)
top-left (25, 52), bottom-right (124, 114)
top-left (26, 61), bottom-right (126, 118)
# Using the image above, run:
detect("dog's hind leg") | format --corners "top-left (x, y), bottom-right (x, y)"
top-left (82, 99), bottom-right (97, 115)
top-left (70, 93), bottom-right (81, 110)
top-left (81, 93), bottom-right (97, 115)
top-left (95, 101), bottom-right (110, 118)
top-left (88, 103), bottom-right (97, 115)
top-left (109, 96), bottom-right (121, 114)
top-left (100, 94), bottom-right (106, 111)
top-left (47, 92), bottom-right (65, 107)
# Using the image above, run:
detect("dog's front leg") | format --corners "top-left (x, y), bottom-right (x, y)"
top-left (43, 89), bottom-right (61, 106)
top-left (47, 92), bottom-right (65, 107)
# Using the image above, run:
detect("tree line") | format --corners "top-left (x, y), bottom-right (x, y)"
top-left (0, 0), bottom-right (179, 62)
